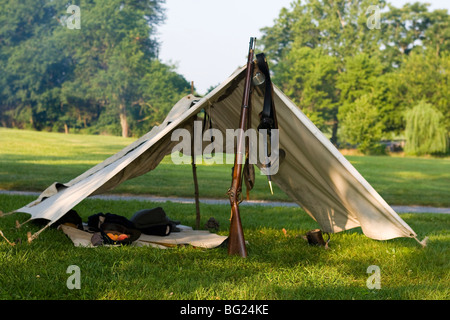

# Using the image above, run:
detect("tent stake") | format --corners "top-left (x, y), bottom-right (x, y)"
top-left (0, 210), bottom-right (17, 217)
top-left (16, 218), bottom-right (31, 229)
top-left (27, 222), bottom-right (52, 243)
top-left (0, 230), bottom-right (15, 246)
top-left (415, 236), bottom-right (428, 248)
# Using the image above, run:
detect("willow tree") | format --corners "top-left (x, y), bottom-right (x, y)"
top-left (404, 102), bottom-right (448, 155)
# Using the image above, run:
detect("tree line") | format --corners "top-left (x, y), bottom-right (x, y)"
top-left (1, 0), bottom-right (449, 155)
top-left (0, 0), bottom-right (191, 138)
top-left (259, 0), bottom-right (449, 155)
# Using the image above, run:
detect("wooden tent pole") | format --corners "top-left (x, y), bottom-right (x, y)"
top-left (191, 81), bottom-right (201, 230)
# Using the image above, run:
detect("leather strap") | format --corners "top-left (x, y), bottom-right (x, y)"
top-left (256, 53), bottom-right (277, 132)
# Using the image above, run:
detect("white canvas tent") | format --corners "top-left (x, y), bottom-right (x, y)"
top-left (9, 64), bottom-right (423, 245)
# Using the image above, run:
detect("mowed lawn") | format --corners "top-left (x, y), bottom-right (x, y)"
top-left (0, 127), bottom-right (449, 207)
top-left (0, 128), bottom-right (449, 300)
top-left (0, 194), bottom-right (449, 300)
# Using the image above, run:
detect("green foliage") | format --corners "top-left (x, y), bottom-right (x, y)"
top-left (395, 50), bottom-right (450, 132)
top-left (336, 54), bottom-right (386, 153)
top-left (0, 0), bottom-right (190, 137)
top-left (339, 95), bottom-right (384, 154)
top-left (274, 46), bottom-right (339, 139)
top-left (336, 53), bottom-right (385, 104)
top-left (1, 0), bottom-right (449, 145)
top-left (261, 0), bottom-right (390, 144)
top-left (259, 0), bottom-right (450, 148)
top-left (381, 2), bottom-right (437, 63)
top-left (404, 102), bottom-right (448, 155)
top-left (0, 0), bottom-right (68, 130)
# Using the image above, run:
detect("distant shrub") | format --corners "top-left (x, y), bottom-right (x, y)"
top-left (404, 102), bottom-right (448, 155)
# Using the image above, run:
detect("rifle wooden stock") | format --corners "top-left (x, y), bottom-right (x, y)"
top-left (228, 38), bottom-right (255, 257)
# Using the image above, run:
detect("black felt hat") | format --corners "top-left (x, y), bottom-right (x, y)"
top-left (130, 207), bottom-right (173, 236)
top-left (131, 207), bottom-right (169, 227)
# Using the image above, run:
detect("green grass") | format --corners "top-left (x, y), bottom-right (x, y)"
top-left (0, 194), bottom-right (449, 300)
top-left (346, 155), bottom-right (450, 207)
top-left (0, 128), bottom-right (449, 300)
top-left (1, 128), bottom-right (449, 207)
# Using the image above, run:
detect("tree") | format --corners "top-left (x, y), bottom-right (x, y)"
top-left (404, 101), bottom-right (448, 155)
top-left (131, 60), bottom-right (191, 137)
top-left (0, 0), bottom-right (69, 130)
top-left (339, 94), bottom-right (383, 154)
top-left (56, 0), bottom-right (167, 137)
top-left (0, 0), bottom-right (190, 137)
top-left (422, 9), bottom-right (450, 56)
top-left (336, 53), bottom-right (386, 152)
top-left (260, 0), bottom-right (389, 66)
top-left (273, 45), bottom-right (339, 142)
top-left (336, 53), bottom-right (384, 105)
top-left (259, 0), bottom-right (449, 148)
top-left (381, 2), bottom-right (433, 66)
top-left (259, 0), bottom-right (389, 144)
top-left (394, 49), bottom-right (450, 132)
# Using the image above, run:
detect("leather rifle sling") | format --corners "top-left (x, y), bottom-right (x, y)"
top-left (256, 53), bottom-right (277, 131)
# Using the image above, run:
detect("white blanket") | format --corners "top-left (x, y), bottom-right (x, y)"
top-left (59, 224), bottom-right (227, 249)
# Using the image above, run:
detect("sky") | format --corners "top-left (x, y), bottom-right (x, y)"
top-left (156, 0), bottom-right (450, 95)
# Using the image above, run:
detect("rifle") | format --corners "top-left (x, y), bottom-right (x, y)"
top-left (227, 37), bottom-right (256, 257)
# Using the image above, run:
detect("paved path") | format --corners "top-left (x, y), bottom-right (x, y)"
top-left (2, 190), bottom-right (449, 214)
